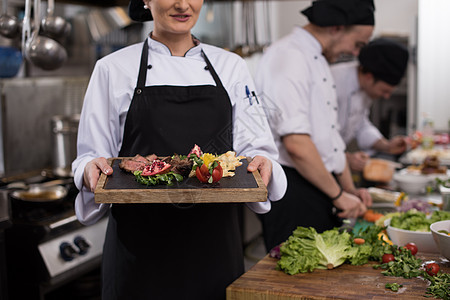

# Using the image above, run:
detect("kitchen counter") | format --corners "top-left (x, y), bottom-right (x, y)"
top-left (227, 253), bottom-right (450, 299)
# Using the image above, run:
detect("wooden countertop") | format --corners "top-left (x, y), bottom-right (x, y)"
top-left (227, 253), bottom-right (450, 300)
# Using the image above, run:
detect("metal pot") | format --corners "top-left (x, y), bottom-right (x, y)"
top-left (51, 114), bottom-right (80, 177)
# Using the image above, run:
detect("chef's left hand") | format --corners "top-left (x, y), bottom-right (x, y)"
top-left (353, 188), bottom-right (372, 207)
top-left (247, 155), bottom-right (272, 186)
top-left (388, 136), bottom-right (408, 155)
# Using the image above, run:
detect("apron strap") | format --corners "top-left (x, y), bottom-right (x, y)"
top-left (135, 40), bottom-right (224, 90)
top-left (201, 50), bottom-right (224, 88)
top-left (136, 38), bottom-right (149, 90)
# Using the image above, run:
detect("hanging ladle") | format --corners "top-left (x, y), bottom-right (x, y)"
top-left (24, 0), bottom-right (67, 71)
top-left (0, 0), bottom-right (20, 38)
top-left (41, 0), bottom-right (71, 41)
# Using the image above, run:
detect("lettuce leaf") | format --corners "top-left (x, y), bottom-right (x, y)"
top-left (277, 227), bottom-right (354, 275)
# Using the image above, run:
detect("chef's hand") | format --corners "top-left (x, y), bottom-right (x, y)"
top-left (333, 192), bottom-right (367, 219)
top-left (388, 136), bottom-right (408, 155)
top-left (346, 151), bottom-right (369, 172)
top-left (247, 155), bottom-right (272, 187)
top-left (353, 188), bottom-right (372, 207)
top-left (83, 157), bottom-right (113, 192)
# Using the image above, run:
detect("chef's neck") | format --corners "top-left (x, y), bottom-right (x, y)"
top-left (150, 31), bottom-right (197, 56)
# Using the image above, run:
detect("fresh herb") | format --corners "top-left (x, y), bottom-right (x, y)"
top-left (423, 272), bottom-right (450, 300)
top-left (373, 246), bottom-right (423, 278)
top-left (385, 282), bottom-right (403, 292)
top-left (134, 170), bottom-right (183, 186)
top-left (350, 225), bottom-right (390, 265)
top-left (436, 177), bottom-right (450, 189)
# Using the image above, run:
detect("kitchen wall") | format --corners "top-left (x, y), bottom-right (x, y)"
top-left (417, 0), bottom-right (450, 132)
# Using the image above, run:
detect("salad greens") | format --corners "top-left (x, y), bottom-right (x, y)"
top-left (373, 246), bottom-right (423, 278)
top-left (349, 225), bottom-right (390, 265)
top-left (134, 170), bottom-right (183, 186)
top-left (277, 227), bottom-right (363, 275)
top-left (385, 283), bottom-right (403, 292)
top-left (389, 210), bottom-right (450, 232)
top-left (423, 272), bottom-right (450, 300)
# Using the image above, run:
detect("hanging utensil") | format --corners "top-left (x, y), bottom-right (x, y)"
top-left (0, 0), bottom-right (20, 38)
top-left (41, 0), bottom-right (71, 42)
top-left (25, 0), bottom-right (67, 70)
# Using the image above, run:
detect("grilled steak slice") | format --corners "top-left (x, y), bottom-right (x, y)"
top-left (119, 159), bottom-right (147, 173)
top-left (160, 154), bottom-right (193, 176)
top-left (119, 154), bottom-right (155, 173)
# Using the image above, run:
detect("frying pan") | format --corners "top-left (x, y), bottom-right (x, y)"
top-left (9, 180), bottom-right (69, 208)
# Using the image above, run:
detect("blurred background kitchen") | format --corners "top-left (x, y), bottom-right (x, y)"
top-left (0, 0), bottom-right (449, 299)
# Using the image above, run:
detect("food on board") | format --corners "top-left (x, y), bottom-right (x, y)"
top-left (118, 145), bottom-right (244, 186)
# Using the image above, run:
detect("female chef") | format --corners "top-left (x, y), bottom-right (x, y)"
top-left (72, 0), bottom-right (287, 299)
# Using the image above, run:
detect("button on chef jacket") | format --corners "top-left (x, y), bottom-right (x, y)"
top-left (254, 26), bottom-right (346, 173)
top-left (72, 38), bottom-right (287, 225)
top-left (331, 61), bottom-right (383, 151)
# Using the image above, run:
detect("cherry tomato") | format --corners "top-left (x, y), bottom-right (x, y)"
top-left (211, 163), bottom-right (223, 183)
top-left (403, 243), bottom-right (418, 256)
top-left (382, 253), bottom-right (395, 264)
top-left (195, 162), bottom-right (223, 183)
top-left (425, 263), bottom-right (440, 276)
top-left (195, 164), bottom-right (210, 183)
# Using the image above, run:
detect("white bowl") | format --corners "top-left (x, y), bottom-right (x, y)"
top-left (385, 218), bottom-right (439, 253)
top-left (393, 170), bottom-right (432, 194)
top-left (430, 220), bottom-right (450, 260)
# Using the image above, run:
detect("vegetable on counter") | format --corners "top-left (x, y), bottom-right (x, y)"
top-left (276, 225), bottom-right (390, 275)
top-left (276, 227), bottom-right (356, 275)
top-left (423, 271), bottom-right (450, 300)
top-left (385, 282), bottom-right (403, 292)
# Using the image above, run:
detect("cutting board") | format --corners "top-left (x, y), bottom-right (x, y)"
top-left (94, 157), bottom-right (267, 203)
top-left (227, 253), bottom-right (450, 300)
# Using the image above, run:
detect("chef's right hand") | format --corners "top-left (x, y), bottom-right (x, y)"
top-left (333, 192), bottom-right (367, 219)
top-left (346, 151), bottom-right (369, 172)
top-left (83, 157), bottom-right (113, 192)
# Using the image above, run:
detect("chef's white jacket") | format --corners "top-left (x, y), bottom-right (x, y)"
top-left (254, 26), bottom-right (346, 173)
top-left (72, 38), bottom-right (287, 225)
top-left (331, 61), bottom-right (383, 150)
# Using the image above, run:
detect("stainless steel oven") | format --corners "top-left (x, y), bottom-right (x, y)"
top-left (3, 177), bottom-right (107, 300)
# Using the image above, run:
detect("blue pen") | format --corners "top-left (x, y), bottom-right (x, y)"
top-left (245, 85), bottom-right (252, 105)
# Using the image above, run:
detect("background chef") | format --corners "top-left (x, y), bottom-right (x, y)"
top-left (331, 38), bottom-right (410, 172)
top-left (255, 0), bottom-right (374, 252)
top-left (72, 0), bottom-right (287, 299)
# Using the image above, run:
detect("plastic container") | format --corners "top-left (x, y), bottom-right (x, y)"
top-left (0, 46), bottom-right (22, 78)
top-left (422, 115), bottom-right (434, 150)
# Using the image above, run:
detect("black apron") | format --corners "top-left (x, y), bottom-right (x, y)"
top-left (259, 165), bottom-right (342, 252)
top-left (102, 40), bottom-right (244, 300)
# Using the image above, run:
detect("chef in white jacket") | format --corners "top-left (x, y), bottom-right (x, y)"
top-left (331, 38), bottom-right (409, 172)
top-left (255, 0), bottom-right (374, 252)
top-left (72, 0), bottom-right (286, 299)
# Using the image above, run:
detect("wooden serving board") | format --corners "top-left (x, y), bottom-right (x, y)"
top-left (94, 157), bottom-right (267, 204)
top-left (227, 253), bottom-right (450, 300)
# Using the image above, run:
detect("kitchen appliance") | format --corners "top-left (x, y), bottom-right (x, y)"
top-left (3, 176), bottom-right (108, 300)
top-left (51, 114), bottom-right (80, 178)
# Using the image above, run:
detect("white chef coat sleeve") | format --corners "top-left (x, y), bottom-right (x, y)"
top-left (355, 107), bottom-right (383, 150)
top-left (72, 59), bottom-right (125, 225)
top-left (227, 56), bottom-right (287, 214)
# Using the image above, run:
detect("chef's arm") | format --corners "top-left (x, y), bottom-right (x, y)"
top-left (372, 136), bottom-right (407, 155)
top-left (283, 134), bottom-right (341, 198)
top-left (336, 160), bottom-right (372, 207)
top-left (283, 134), bottom-right (367, 218)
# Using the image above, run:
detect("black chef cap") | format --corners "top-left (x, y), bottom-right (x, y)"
top-left (301, 0), bottom-right (375, 27)
top-left (129, 0), bottom-right (153, 22)
top-left (358, 38), bottom-right (409, 86)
